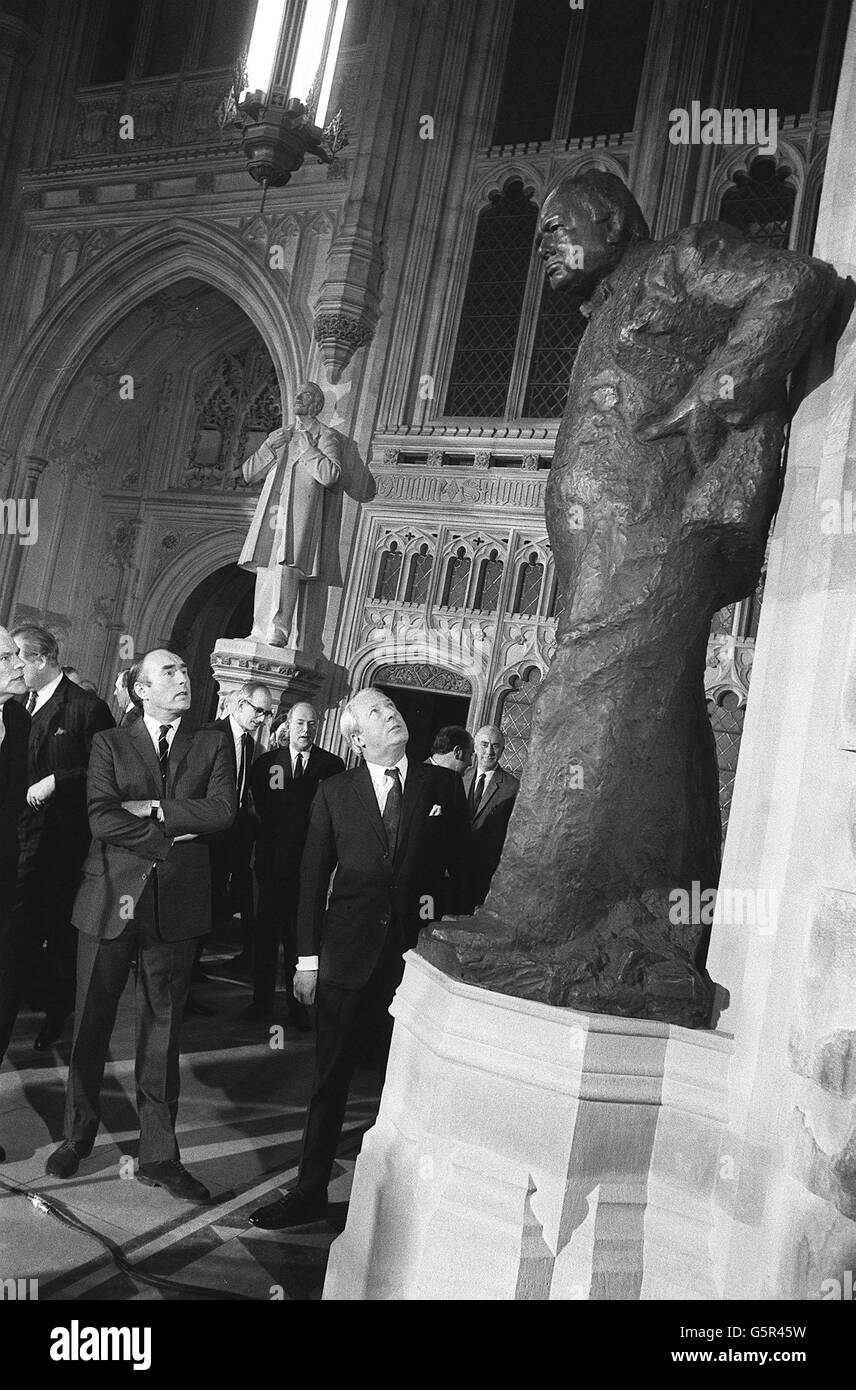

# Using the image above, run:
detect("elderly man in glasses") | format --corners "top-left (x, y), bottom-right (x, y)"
top-left (205, 682), bottom-right (273, 970)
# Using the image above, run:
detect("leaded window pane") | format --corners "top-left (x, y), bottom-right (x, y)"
top-left (515, 558), bottom-right (544, 615)
top-left (499, 668), bottom-right (542, 778)
top-left (375, 545), bottom-right (402, 601)
top-left (719, 157), bottom-right (795, 248)
top-left (444, 181), bottom-right (538, 418)
top-left (475, 555), bottom-right (503, 611)
top-left (405, 547), bottom-right (433, 605)
top-left (523, 277), bottom-right (588, 417)
top-left (442, 552), bottom-right (471, 608)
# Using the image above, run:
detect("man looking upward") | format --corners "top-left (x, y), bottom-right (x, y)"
top-left (45, 650), bottom-right (235, 1202)
top-left (249, 687), bottom-right (469, 1230)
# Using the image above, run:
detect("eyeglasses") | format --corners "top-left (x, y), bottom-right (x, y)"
top-left (241, 699), bottom-right (272, 719)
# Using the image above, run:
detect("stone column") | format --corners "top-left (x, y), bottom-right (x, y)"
top-left (707, 3), bottom-right (856, 1300)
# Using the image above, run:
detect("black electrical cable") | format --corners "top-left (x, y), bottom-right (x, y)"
top-left (0, 1173), bottom-right (261, 1301)
top-left (0, 1114), bottom-right (373, 1301)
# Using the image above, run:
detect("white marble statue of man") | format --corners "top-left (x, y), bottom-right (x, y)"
top-left (237, 381), bottom-right (342, 648)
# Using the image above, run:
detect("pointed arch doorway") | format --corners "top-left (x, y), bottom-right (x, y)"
top-left (168, 564), bottom-right (254, 724)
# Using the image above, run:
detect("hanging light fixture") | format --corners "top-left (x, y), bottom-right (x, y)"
top-left (220, 0), bottom-right (351, 210)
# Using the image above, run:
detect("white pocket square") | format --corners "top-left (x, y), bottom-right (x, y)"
top-left (429, 804), bottom-right (442, 817)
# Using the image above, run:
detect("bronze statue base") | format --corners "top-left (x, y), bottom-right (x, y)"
top-left (418, 907), bottom-right (715, 1030)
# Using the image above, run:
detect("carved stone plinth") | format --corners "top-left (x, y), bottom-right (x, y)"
top-left (323, 953), bottom-right (732, 1301)
top-left (211, 637), bottom-right (323, 748)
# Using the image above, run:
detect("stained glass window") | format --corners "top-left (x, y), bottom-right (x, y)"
top-left (548, 574), bottom-right (565, 622)
top-left (444, 181), bottom-right (538, 418)
top-left (375, 542), bottom-right (402, 601)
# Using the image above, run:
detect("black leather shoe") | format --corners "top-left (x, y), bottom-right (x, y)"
top-left (45, 1139), bottom-right (92, 1178)
top-left (248, 1190), bottom-right (327, 1230)
top-left (184, 995), bottom-right (214, 1017)
top-left (241, 1000), bottom-right (272, 1020)
top-left (137, 1160), bottom-right (210, 1204)
top-left (34, 1012), bottom-right (69, 1051)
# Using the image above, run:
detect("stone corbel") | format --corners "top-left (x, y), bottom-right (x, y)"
top-left (313, 310), bottom-right (374, 384)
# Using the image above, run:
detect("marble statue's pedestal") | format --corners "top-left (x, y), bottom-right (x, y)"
top-left (323, 952), bottom-right (732, 1301)
top-left (211, 637), bottom-right (323, 747)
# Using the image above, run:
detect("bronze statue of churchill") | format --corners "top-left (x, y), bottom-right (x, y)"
top-left (424, 171), bottom-right (837, 1026)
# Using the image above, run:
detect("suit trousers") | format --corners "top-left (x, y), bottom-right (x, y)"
top-left (252, 875), bottom-right (301, 1010)
top-left (63, 873), bottom-right (197, 1165)
top-left (18, 827), bottom-right (83, 1016)
top-left (296, 932), bottom-right (405, 1201)
top-left (0, 908), bottom-right (26, 1064)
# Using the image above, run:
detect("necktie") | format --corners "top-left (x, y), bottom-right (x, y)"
top-left (158, 724), bottom-right (171, 792)
top-left (293, 752), bottom-right (304, 779)
top-left (237, 734), bottom-right (248, 806)
top-left (382, 767), bottom-right (402, 855)
top-left (26, 691), bottom-right (37, 714)
top-left (471, 773), bottom-right (486, 815)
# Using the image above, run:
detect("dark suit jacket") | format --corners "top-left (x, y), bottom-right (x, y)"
top-left (18, 674), bottom-right (115, 870)
top-left (463, 764), bottom-right (520, 904)
top-left (72, 719), bottom-right (236, 942)
top-left (205, 715), bottom-right (258, 862)
top-left (297, 759), bottom-right (470, 989)
top-left (251, 742), bottom-right (345, 884)
top-left (0, 700), bottom-right (30, 910)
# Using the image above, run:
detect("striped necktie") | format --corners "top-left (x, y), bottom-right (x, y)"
top-left (158, 724), bottom-right (171, 792)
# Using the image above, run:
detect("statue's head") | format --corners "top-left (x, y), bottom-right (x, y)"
top-left (294, 381), bottom-right (325, 419)
top-left (537, 170), bottom-right (649, 297)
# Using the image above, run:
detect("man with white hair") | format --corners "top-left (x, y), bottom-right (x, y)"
top-left (249, 686), bottom-right (470, 1230)
top-left (247, 701), bottom-right (344, 1025)
top-left (236, 381), bottom-right (342, 648)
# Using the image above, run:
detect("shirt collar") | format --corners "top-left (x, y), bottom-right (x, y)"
top-left (365, 753), bottom-right (408, 790)
top-left (290, 743), bottom-right (313, 767)
top-left (228, 713), bottom-right (245, 743)
top-left (33, 672), bottom-right (63, 709)
top-left (143, 712), bottom-right (182, 740)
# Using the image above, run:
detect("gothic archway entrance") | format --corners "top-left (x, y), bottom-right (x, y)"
top-left (169, 564), bottom-right (254, 724)
top-left (371, 663), bottom-right (472, 762)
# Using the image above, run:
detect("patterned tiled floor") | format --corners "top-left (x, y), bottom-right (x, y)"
top-left (0, 941), bottom-right (380, 1302)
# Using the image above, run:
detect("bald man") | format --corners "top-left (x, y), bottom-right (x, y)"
top-left (45, 649), bottom-right (236, 1203)
top-left (248, 702), bottom-right (344, 1024)
top-left (463, 726), bottom-right (519, 907)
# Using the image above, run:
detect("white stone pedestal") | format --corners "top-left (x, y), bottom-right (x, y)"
top-left (210, 637), bottom-right (323, 749)
top-left (323, 953), bottom-right (732, 1301)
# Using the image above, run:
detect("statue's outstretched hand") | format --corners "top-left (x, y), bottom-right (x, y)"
top-left (265, 426), bottom-right (291, 452)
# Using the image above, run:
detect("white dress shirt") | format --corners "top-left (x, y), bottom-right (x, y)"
top-left (290, 744), bottom-right (312, 775)
top-left (30, 672), bottom-right (63, 715)
top-left (471, 766), bottom-right (496, 800)
top-left (228, 713), bottom-right (249, 797)
top-left (142, 713), bottom-right (181, 823)
top-left (297, 754), bottom-right (409, 973)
